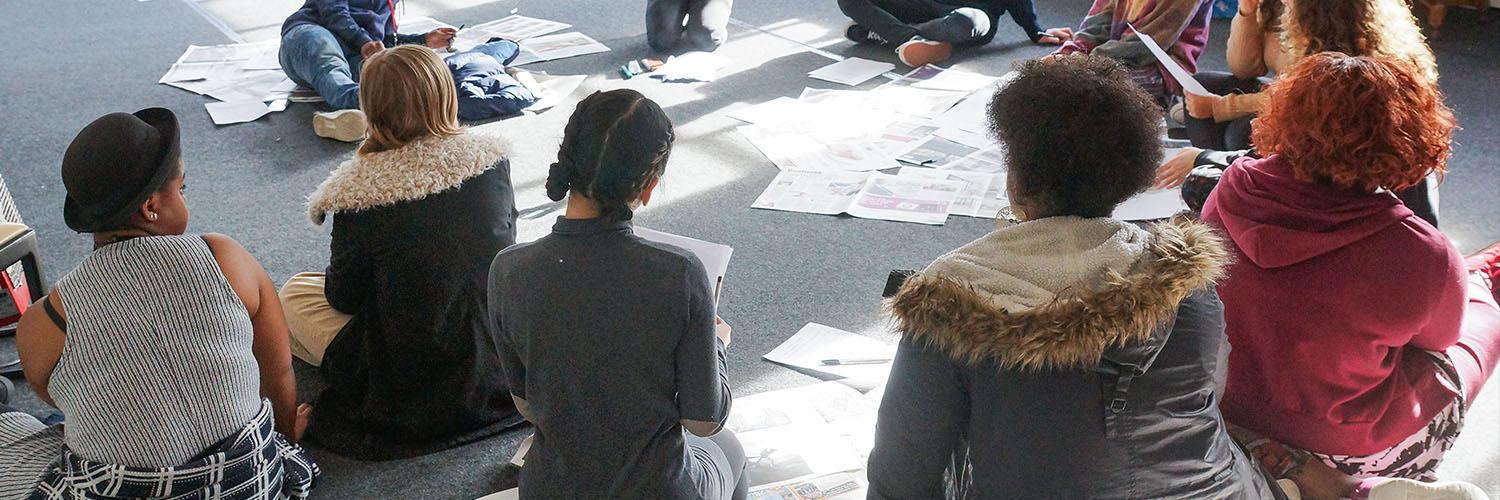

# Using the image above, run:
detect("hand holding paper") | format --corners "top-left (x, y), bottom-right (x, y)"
top-left (1127, 23), bottom-right (1216, 97)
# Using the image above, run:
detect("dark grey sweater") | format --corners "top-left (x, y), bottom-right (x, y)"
top-left (488, 217), bottom-right (731, 499)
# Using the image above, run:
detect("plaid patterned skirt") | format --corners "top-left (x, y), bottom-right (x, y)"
top-left (3, 400), bottom-right (318, 500)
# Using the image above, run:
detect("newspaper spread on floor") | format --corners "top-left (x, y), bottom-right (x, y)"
top-left (159, 41), bottom-right (297, 125)
top-left (728, 382), bottom-right (882, 499)
top-left (738, 65), bottom-right (1004, 225)
top-left (742, 65), bottom-right (1189, 223)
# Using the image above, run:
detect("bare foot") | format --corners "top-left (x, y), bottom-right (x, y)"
top-left (1285, 460), bottom-right (1359, 500)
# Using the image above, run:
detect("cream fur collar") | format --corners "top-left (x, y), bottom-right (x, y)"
top-left (307, 131), bottom-right (510, 225)
top-left (889, 217), bottom-right (1229, 371)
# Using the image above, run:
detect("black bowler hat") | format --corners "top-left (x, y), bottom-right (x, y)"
top-left (61, 107), bottom-right (181, 233)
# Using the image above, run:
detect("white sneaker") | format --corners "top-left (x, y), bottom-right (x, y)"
top-left (895, 37), bottom-right (952, 67)
top-left (1365, 478), bottom-right (1491, 500)
top-left (312, 109), bottom-right (368, 143)
top-left (1277, 479), bottom-right (1302, 500)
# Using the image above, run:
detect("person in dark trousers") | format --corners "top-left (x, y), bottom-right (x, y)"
top-left (839, 0), bottom-right (1073, 67)
top-left (867, 55), bottom-right (1281, 499)
top-left (279, 0), bottom-right (458, 141)
top-left (280, 47), bottom-right (523, 460)
top-left (647, 0), bottom-right (734, 53)
top-left (489, 89), bottom-right (748, 499)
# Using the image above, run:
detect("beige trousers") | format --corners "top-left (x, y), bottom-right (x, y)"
top-left (279, 272), bottom-right (352, 367)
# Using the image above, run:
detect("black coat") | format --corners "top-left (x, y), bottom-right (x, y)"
top-left (304, 131), bottom-right (522, 460)
top-left (871, 218), bottom-right (1282, 499)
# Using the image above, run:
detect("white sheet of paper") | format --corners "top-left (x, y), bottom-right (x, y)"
top-left (933, 125), bottom-right (993, 149)
top-left (808, 57), bottom-right (894, 86)
top-left (1128, 23), bottom-right (1215, 97)
top-left (726, 96), bottom-right (804, 125)
top-left (475, 489), bottom-right (518, 500)
top-left (524, 73), bottom-right (586, 113)
top-left (910, 67), bottom-right (999, 92)
top-left (763, 323), bottom-right (896, 382)
top-left (652, 51), bottom-right (733, 82)
top-left (633, 227), bottom-right (733, 297)
top-left (1113, 188), bottom-right (1188, 221)
top-left (205, 100), bottom-right (271, 125)
top-left (242, 48), bottom-right (282, 71)
top-left (397, 16), bottom-right (455, 35)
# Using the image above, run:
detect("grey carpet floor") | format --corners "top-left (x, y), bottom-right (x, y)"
top-left (2, 0), bottom-right (1497, 498)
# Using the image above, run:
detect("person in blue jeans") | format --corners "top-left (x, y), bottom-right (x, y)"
top-left (280, 1), bottom-right (538, 141)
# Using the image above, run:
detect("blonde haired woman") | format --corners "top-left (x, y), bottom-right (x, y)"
top-left (280, 45), bottom-right (523, 460)
top-left (1163, 0), bottom-right (1442, 224)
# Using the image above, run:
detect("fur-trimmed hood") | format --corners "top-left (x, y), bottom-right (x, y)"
top-left (889, 216), bottom-right (1229, 372)
top-left (307, 131), bottom-right (510, 225)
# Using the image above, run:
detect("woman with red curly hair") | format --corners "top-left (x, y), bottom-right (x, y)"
top-left (1203, 52), bottom-right (1500, 497)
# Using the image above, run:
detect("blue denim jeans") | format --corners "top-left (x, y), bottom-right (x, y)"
top-left (279, 24), bottom-right (363, 110)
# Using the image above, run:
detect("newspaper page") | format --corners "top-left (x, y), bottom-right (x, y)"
top-left (729, 382), bottom-right (877, 492)
top-left (845, 172), bottom-right (962, 225)
top-left (452, 15), bottom-right (571, 50)
top-left (896, 135), bottom-right (979, 169)
top-left (739, 126), bottom-right (897, 172)
top-left (511, 32), bottom-right (610, 66)
top-left (748, 473), bottom-right (865, 500)
top-left (898, 167), bottom-right (1006, 219)
top-left (751, 170), bottom-right (870, 215)
top-left (941, 145), bottom-right (1006, 173)
top-left (160, 42), bottom-right (294, 107)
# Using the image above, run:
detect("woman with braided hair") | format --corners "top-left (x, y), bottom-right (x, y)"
top-left (487, 89), bottom-right (748, 499)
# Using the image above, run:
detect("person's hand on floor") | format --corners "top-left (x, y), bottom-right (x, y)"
top-left (1185, 92), bottom-right (1221, 120)
top-left (714, 316), bottom-right (732, 347)
top-left (425, 27), bottom-right (458, 49)
top-left (1036, 27), bottom-right (1074, 45)
top-left (293, 403), bottom-right (313, 442)
top-left (361, 40), bottom-right (384, 59)
top-left (1155, 147), bottom-right (1203, 189)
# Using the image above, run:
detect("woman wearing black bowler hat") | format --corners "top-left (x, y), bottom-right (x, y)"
top-left (0, 108), bottom-right (318, 498)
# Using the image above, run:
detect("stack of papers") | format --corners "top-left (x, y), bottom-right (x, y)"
top-left (808, 57), bottom-right (893, 86)
top-left (159, 41), bottom-right (298, 125)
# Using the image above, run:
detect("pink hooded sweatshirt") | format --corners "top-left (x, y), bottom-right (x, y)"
top-left (1202, 155), bottom-right (1465, 455)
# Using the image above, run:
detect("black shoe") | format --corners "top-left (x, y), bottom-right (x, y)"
top-left (845, 23), bottom-right (888, 45)
top-left (1, 377), bottom-right (13, 406)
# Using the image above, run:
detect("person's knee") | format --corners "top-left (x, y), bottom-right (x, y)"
top-left (708, 428), bottom-right (747, 469)
top-left (683, 25), bottom-right (727, 52)
top-left (647, 27), bottom-right (683, 52)
top-left (837, 0), bottom-right (869, 16)
top-left (950, 7), bottom-right (992, 40)
top-left (278, 273), bottom-right (329, 309)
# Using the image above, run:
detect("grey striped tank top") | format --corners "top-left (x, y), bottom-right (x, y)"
top-left (50, 235), bottom-right (261, 468)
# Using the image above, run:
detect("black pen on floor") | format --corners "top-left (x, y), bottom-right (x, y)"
top-left (821, 358), bottom-right (890, 366)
